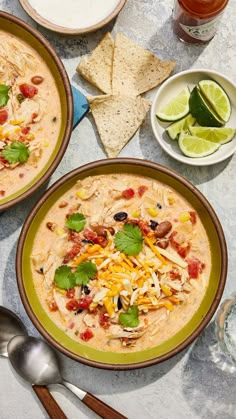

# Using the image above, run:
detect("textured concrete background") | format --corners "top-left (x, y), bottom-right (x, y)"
top-left (0, 0), bottom-right (236, 418)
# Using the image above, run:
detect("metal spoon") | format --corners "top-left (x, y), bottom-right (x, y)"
top-left (8, 335), bottom-right (127, 419)
top-left (0, 306), bottom-right (67, 419)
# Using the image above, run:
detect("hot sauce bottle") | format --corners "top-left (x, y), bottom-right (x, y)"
top-left (172, 0), bottom-right (229, 44)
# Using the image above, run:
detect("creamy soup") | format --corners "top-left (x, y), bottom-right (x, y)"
top-left (31, 174), bottom-right (211, 352)
top-left (0, 30), bottom-right (61, 200)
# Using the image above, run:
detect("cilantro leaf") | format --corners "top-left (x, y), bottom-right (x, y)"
top-left (114, 224), bottom-right (143, 255)
top-left (2, 141), bottom-right (30, 164)
top-left (74, 261), bottom-right (97, 286)
top-left (0, 84), bottom-right (10, 107)
top-left (66, 212), bottom-right (86, 232)
top-left (119, 306), bottom-right (139, 328)
top-left (54, 265), bottom-right (76, 290)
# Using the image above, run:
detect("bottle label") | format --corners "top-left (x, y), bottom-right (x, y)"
top-left (179, 14), bottom-right (223, 41)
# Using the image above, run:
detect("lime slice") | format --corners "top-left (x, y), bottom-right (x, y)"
top-left (156, 86), bottom-right (190, 122)
top-left (189, 126), bottom-right (236, 144)
top-left (166, 114), bottom-right (196, 140)
top-left (178, 133), bottom-right (220, 158)
top-left (199, 79), bottom-right (231, 123)
top-left (189, 86), bottom-right (224, 127)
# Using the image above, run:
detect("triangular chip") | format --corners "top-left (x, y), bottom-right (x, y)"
top-left (112, 33), bottom-right (176, 96)
top-left (88, 95), bottom-right (151, 157)
top-left (76, 33), bottom-right (114, 94)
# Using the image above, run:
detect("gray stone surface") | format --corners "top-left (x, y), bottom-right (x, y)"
top-left (0, 0), bottom-right (236, 418)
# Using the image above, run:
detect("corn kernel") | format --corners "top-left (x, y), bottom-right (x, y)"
top-left (160, 283), bottom-right (172, 297)
top-left (55, 228), bottom-right (65, 235)
top-left (168, 195), bottom-right (175, 205)
top-left (76, 188), bottom-right (86, 199)
top-left (43, 140), bottom-right (49, 147)
top-left (179, 211), bottom-right (191, 223)
top-left (148, 207), bottom-right (158, 217)
top-left (10, 119), bottom-right (25, 125)
top-left (26, 133), bottom-right (35, 141)
top-left (132, 209), bottom-right (141, 218)
top-left (55, 288), bottom-right (66, 295)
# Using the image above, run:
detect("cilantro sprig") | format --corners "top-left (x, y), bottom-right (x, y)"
top-left (0, 84), bottom-right (10, 108)
top-left (2, 141), bottom-right (30, 164)
top-left (114, 224), bottom-right (143, 255)
top-left (119, 306), bottom-right (139, 328)
top-left (66, 212), bottom-right (86, 232)
top-left (54, 261), bottom-right (97, 290)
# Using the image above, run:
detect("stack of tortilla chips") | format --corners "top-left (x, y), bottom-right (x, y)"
top-left (77, 32), bottom-right (175, 157)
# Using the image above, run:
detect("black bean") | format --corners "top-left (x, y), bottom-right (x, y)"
top-left (150, 220), bottom-right (159, 230)
top-left (157, 203), bottom-right (162, 209)
top-left (39, 267), bottom-right (44, 274)
top-left (52, 116), bottom-right (57, 122)
top-left (117, 297), bottom-right (122, 311)
top-left (82, 239), bottom-right (94, 244)
top-left (83, 285), bottom-right (90, 295)
top-left (113, 212), bottom-right (128, 221)
top-left (75, 309), bottom-right (83, 315)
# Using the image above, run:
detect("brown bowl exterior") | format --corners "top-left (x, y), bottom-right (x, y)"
top-left (0, 11), bottom-right (73, 212)
top-left (16, 158), bottom-right (228, 369)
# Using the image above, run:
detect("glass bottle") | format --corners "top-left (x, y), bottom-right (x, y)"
top-left (172, 0), bottom-right (229, 44)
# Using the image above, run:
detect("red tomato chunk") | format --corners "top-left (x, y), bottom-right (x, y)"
top-left (99, 311), bottom-right (111, 329)
top-left (80, 328), bottom-right (94, 341)
top-left (66, 288), bottom-right (75, 299)
top-left (187, 258), bottom-right (204, 279)
top-left (19, 83), bottom-right (38, 98)
top-left (77, 296), bottom-right (93, 310)
top-left (0, 109), bottom-right (8, 125)
top-left (122, 188), bottom-right (135, 199)
top-left (66, 299), bottom-right (80, 311)
top-left (137, 185), bottom-right (148, 197)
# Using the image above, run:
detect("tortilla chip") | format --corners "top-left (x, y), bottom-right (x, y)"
top-left (112, 33), bottom-right (176, 96)
top-left (88, 95), bottom-right (151, 158)
top-left (76, 33), bottom-right (114, 94)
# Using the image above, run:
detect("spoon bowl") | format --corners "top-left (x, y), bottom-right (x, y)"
top-left (0, 306), bottom-right (27, 358)
top-left (8, 335), bottom-right (127, 419)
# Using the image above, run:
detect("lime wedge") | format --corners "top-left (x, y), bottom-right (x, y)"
top-left (166, 114), bottom-right (196, 140)
top-left (156, 86), bottom-right (190, 122)
top-left (189, 86), bottom-right (224, 127)
top-left (189, 126), bottom-right (236, 144)
top-left (178, 133), bottom-right (220, 158)
top-left (199, 79), bottom-right (231, 123)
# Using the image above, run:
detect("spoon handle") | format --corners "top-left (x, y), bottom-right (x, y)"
top-left (83, 392), bottom-right (127, 419)
top-left (62, 380), bottom-right (127, 419)
top-left (32, 385), bottom-right (68, 419)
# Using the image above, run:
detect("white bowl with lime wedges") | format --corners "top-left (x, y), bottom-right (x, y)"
top-left (151, 69), bottom-right (236, 166)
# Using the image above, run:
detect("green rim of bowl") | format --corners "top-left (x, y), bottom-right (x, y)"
top-left (0, 11), bottom-right (73, 211)
top-left (16, 158), bottom-right (227, 370)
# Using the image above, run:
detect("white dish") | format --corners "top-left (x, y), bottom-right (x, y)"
top-left (151, 69), bottom-right (236, 166)
top-left (19, 0), bottom-right (126, 34)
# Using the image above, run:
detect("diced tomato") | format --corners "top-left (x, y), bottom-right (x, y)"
top-left (19, 83), bottom-right (38, 98)
top-left (93, 235), bottom-right (108, 248)
top-left (48, 300), bottom-right (58, 312)
top-left (0, 190), bottom-right (5, 196)
top-left (170, 231), bottom-right (190, 258)
top-left (138, 219), bottom-right (150, 235)
top-left (0, 156), bottom-right (7, 166)
top-left (187, 257), bottom-right (205, 279)
top-left (80, 328), bottom-right (94, 341)
top-left (189, 211), bottom-right (197, 225)
top-left (83, 228), bottom-right (97, 241)
top-left (68, 321), bottom-right (75, 330)
top-left (66, 299), bottom-right (80, 311)
top-left (77, 295), bottom-right (93, 310)
top-left (63, 243), bottom-right (81, 263)
top-left (137, 185), bottom-right (148, 197)
top-left (99, 311), bottom-right (111, 329)
top-left (122, 188), bottom-right (135, 199)
top-left (19, 173), bottom-right (24, 178)
top-left (21, 126), bottom-right (31, 135)
top-left (68, 231), bottom-right (82, 244)
top-left (32, 112), bottom-right (38, 122)
top-left (0, 109), bottom-right (8, 125)
top-left (66, 288), bottom-right (75, 299)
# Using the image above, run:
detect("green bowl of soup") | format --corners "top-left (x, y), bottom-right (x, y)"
top-left (16, 158), bottom-right (227, 369)
top-left (0, 11), bottom-right (73, 211)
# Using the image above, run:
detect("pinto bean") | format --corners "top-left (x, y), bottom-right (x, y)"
top-left (58, 201), bottom-right (68, 208)
top-left (46, 221), bottom-right (57, 231)
top-left (92, 225), bottom-right (107, 237)
top-left (156, 239), bottom-right (169, 249)
top-left (155, 221), bottom-right (172, 238)
top-left (31, 75), bottom-right (44, 85)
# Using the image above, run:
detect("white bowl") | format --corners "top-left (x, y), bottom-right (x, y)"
top-left (151, 69), bottom-right (236, 166)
